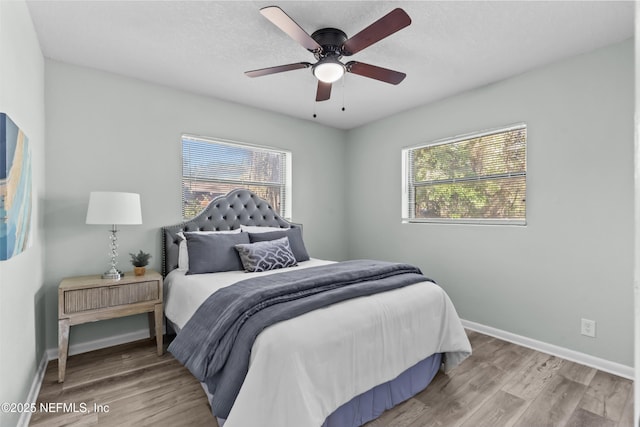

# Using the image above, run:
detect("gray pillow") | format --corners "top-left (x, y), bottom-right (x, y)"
top-left (248, 227), bottom-right (310, 262)
top-left (184, 232), bottom-right (249, 274)
top-left (235, 237), bottom-right (297, 272)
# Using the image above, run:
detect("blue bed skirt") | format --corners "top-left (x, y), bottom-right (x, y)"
top-left (214, 352), bottom-right (442, 427)
top-left (321, 352), bottom-right (442, 427)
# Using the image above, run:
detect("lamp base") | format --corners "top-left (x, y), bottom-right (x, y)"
top-left (102, 267), bottom-right (123, 280)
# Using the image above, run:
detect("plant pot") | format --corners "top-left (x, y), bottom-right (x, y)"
top-left (134, 266), bottom-right (146, 276)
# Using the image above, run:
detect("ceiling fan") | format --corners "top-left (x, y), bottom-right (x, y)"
top-left (245, 6), bottom-right (412, 102)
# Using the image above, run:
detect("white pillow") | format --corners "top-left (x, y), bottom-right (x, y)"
top-left (239, 225), bottom-right (289, 233)
top-left (176, 229), bottom-right (241, 271)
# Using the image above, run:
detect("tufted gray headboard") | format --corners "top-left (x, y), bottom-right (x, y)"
top-left (162, 188), bottom-right (299, 276)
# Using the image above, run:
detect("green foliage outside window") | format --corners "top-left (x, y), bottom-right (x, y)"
top-left (408, 125), bottom-right (526, 222)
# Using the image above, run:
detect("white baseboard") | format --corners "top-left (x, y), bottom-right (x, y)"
top-left (461, 319), bottom-right (634, 380)
top-left (17, 352), bottom-right (49, 427)
top-left (45, 327), bottom-right (152, 361)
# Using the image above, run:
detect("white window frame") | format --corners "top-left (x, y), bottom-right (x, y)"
top-left (402, 123), bottom-right (527, 226)
top-left (182, 134), bottom-right (292, 220)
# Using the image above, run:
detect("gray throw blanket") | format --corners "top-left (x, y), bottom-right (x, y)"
top-left (168, 259), bottom-right (432, 419)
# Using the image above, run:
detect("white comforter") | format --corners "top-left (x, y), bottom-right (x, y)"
top-left (165, 259), bottom-right (471, 427)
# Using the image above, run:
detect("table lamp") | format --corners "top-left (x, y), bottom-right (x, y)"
top-left (86, 191), bottom-right (142, 280)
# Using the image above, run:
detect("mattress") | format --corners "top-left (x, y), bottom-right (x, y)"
top-left (164, 259), bottom-right (471, 427)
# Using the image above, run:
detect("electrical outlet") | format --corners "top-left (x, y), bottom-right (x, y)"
top-left (581, 318), bottom-right (596, 338)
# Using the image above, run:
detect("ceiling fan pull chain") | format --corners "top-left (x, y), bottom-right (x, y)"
top-left (341, 75), bottom-right (346, 112)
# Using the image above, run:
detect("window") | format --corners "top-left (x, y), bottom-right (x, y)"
top-left (182, 135), bottom-right (292, 220)
top-left (402, 124), bottom-right (526, 225)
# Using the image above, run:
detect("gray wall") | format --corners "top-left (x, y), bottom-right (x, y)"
top-left (0, 2), bottom-right (46, 426)
top-left (43, 61), bottom-right (348, 350)
top-left (346, 39), bottom-right (634, 366)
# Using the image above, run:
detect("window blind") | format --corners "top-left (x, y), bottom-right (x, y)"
top-left (403, 124), bottom-right (526, 224)
top-left (182, 135), bottom-right (291, 220)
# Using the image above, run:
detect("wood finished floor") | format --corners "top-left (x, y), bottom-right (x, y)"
top-left (30, 330), bottom-right (633, 427)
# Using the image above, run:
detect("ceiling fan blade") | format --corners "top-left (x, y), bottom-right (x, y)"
top-left (341, 8), bottom-right (411, 56)
top-left (346, 61), bottom-right (406, 85)
top-left (316, 81), bottom-right (332, 101)
top-left (245, 62), bottom-right (311, 78)
top-left (260, 6), bottom-right (322, 53)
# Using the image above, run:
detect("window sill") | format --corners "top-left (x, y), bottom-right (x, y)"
top-left (402, 218), bottom-right (527, 226)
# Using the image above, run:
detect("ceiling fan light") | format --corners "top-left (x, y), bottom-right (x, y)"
top-left (313, 60), bottom-right (344, 83)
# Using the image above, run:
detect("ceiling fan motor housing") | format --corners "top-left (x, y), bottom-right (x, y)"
top-left (310, 28), bottom-right (348, 59)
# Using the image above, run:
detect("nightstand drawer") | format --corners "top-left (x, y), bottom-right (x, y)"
top-left (63, 281), bottom-right (160, 314)
top-left (64, 288), bottom-right (110, 313)
top-left (109, 281), bottom-right (159, 306)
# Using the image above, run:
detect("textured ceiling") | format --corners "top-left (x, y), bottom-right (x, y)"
top-left (26, 1), bottom-right (634, 129)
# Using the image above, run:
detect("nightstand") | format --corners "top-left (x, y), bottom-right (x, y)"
top-left (57, 270), bottom-right (163, 383)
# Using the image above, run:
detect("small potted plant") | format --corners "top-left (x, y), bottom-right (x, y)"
top-left (130, 250), bottom-right (152, 276)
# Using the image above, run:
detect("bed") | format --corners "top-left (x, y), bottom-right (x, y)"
top-left (162, 189), bottom-right (471, 427)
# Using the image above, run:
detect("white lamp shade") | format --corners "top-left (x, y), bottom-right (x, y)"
top-left (86, 192), bottom-right (142, 225)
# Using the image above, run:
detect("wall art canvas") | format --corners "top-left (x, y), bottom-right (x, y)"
top-left (0, 113), bottom-right (32, 260)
